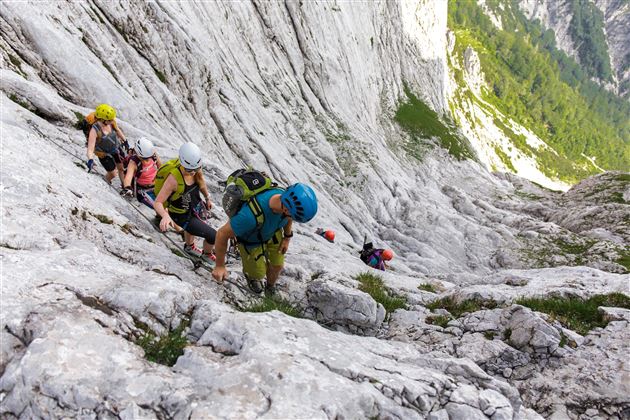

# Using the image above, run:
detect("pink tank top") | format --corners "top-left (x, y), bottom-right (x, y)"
top-left (136, 159), bottom-right (158, 187)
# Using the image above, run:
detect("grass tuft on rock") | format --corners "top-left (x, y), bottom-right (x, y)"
top-left (426, 315), bottom-right (450, 328)
top-left (516, 293), bottom-right (630, 335)
top-left (355, 272), bottom-right (407, 314)
top-left (426, 296), bottom-right (498, 318)
top-left (74, 111), bottom-right (85, 129)
top-left (91, 213), bottom-right (113, 224)
top-left (418, 283), bottom-right (437, 293)
top-left (170, 247), bottom-right (186, 258)
top-left (241, 296), bottom-right (302, 318)
top-left (136, 319), bottom-right (189, 366)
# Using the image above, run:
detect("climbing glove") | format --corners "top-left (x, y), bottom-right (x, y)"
top-left (87, 159), bottom-right (94, 173)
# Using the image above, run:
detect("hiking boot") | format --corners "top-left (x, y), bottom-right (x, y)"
top-left (264, 282), bottom-right (277, 297)
top-left (184, 243), bottom-right (203, 259)
top-left (199, 251), bottom-right (216, 265)
top-left (245, 275), bottom-right (264, 294)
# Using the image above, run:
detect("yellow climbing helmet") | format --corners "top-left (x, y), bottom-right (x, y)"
top-left (95, 104), bottom-right (116, 121)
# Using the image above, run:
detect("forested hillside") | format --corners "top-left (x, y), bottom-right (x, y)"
top-left (448, 0), bottom-right (629, 183)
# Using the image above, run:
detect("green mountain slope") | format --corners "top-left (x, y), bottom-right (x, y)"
top-left (448, 0), bottom-right (629, 183)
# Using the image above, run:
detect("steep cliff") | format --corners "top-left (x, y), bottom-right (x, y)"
top-left (520, 0), bottom-right (630, 97)
top-left (1, 1), bottom-right (629, 419)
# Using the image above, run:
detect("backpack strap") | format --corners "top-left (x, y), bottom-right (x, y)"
top-left (246, 196), bottom-right (266, 230)
top-left (166, 166), bottom-right (187, 214)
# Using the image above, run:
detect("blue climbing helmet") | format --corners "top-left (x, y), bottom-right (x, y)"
top-left (281, 183), bottom-right (318, 223)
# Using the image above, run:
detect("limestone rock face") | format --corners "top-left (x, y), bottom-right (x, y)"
top-left (1, 1), bottom-right (628, 419)
top-left (517, 320), bottom-right (630, 419)
top-left (305, 280), bottom-right (386, 335)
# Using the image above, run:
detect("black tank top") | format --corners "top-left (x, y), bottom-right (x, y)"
top-left (171, 181), bottom-right (199, 214)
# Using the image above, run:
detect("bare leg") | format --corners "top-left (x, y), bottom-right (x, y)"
top-left (105, 170), bottom-right (116, 183)
top-left (266, 265), bottom-right (283, 287)
top-left (202, 240), bottom-right (214, 254)
top-left (184, 232), bottom-right (195, 246)
top-left (116, 162), bottom-right (125, 185)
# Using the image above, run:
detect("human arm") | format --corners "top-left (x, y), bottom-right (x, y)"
top-left (195, 171), bottom-right (212, 209)
top-left (87, 127), bottom-right (97, 160)
top-left (153, 174), bottom-right (177, 231)
top-left (86, 128), bottom-right (98, 172)
top-left (212, 222), bottom-right (235, 283)
top-left (113, 121), bottom-right (126, 143)
top-left (279, 218), bottom-right (293, 254)
top-left (123, 160), bottom-right (137, 189)
top-left (155, 153), bottom-right (162, 168)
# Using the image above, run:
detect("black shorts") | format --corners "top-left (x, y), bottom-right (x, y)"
top-left (171, 213), bottom-right (216, 244)
top-left (97, 152), bottom-right (123, 172)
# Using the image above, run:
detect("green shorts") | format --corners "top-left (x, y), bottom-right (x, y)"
top-left (238, 229), bottom-right (285, 280)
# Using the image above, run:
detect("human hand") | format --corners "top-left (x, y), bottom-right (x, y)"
top-left (159, 215), bottom-right (174, 232)
top-left (121, 187), bottom-right (133, 198)
top-left (205, 198), bottom-right (213, 210)
top-left (280, 238), bottom-right (290, 254)
top-left (212, 265), bottom-right (228, 283)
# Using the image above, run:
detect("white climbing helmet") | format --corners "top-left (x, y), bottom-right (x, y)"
top-left (135, 137), bottom-right (155, 159)
top-left (179, 142), bottom-right (202, 170)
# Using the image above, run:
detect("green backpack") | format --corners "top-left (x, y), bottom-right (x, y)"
top-left (222, 169), bottom-right (276, 227)
top-left (154, 159), bottom-right (187, 214)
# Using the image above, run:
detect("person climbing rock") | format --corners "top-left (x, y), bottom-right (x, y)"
top-left (85, 104), bottom-right (129, 184)
top-left (154, 142), bottom-right (216, 264)
top-left (121, 137), bottom-right (162, 208)
top-left (212, 175), bottom-right (318, 295)
top-left (360, 242), bottom-right (394, 271)
top-left (316, 228), bottom-right (335, 243)
top-left (80, 104), bottom-right (126, 143)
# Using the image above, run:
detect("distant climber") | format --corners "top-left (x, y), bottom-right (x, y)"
top-left (85, 104), bottom-right (129, 184)
top-left (316, 228), bottom-right (335, 243)
top-left (153, 142), bottom-right (216, 264)
top-left (121, 137), bottom-right (162, 208)
top-left (212, 171), bottom-right (318, 295)
top-left (360, 242), bottom-right (394, 271)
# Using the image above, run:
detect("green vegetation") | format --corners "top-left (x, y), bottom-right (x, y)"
top-left (91, 213), bottom-right (113, 224)
top-left (493, 145), bottom-right (516, 172)
top-left (516, 293), bottom-right (630, 335)
top-left (170, 247), bottom-right (186, 258)
top-left (241, 296), bottom-right (303, 318)
top-left (395, 85), bottom-right (475, 161)
top-left (74, 111), bottom-right (85, 129)
top-left (426, 315), bottom-right (450, 328)
top-left (448, 0), bottom-right (630, 182)
top-left (136, 319), bottom-right (189, 366)
top-left (154, 68), bottom-right (167, 84)
top-left (553, 238), bottom-right (595, 256)
top-left (609, 192), bottom-right (626, 204)
top-left (355, 272), bottom-right (407, 314)
top-left (426, 296), bottom-right (498, 318)
top-left (616, 250), bottom-right (630, 272)
top-left (418, 283), bottom-right (437, 293)
top-left (484, 331), bottom-right (496, 340)
top-left (568, 0), bottom-right (612, 81)
top-left (514, 190), bottom-right (543, 200)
